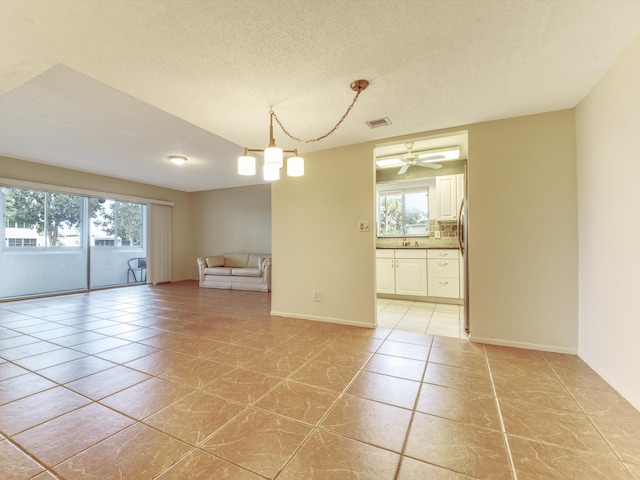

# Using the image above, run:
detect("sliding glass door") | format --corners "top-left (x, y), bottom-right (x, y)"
top-left (89, 198), bottom-right (147, 288)
top-left (0, 186), bottom-right (146, 300)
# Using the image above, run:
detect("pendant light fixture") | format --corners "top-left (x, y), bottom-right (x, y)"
top-left (238, 79), bottom-right (369, 181)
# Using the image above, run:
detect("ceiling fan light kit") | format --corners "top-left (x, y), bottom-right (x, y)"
top-left (238, 79), bottom-right (369, 181)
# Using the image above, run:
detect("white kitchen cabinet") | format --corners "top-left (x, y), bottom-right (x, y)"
top-left (376, 249), bottom-right (427, 296)
top-left (376, 250), bottom-right (396, 294)
top-left (395, 250), bottom-right (428, 296)
top-left (427, 249), bottom-right (460, 298)
top-left (436, 174), bottom-right (464, 220)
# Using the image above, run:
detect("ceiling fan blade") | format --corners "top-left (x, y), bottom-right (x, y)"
top-left (417, 162), bottom-right (443, 169)
top-left (397, 164), bottom-right (409, 175)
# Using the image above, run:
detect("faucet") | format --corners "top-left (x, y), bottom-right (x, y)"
top-left (401, 228), bottom-right (411, 246)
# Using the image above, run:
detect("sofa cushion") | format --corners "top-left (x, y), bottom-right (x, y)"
top-left (223, 253), bottom-right (249, 268)
top-left (204, 267), bottom-right (232, 276)
top-left (247, 254), bottom-right (267, 268)
top-left (231, 268), bottom-right (262, 277)
top-left (205, 255), bottom-right (225, 267)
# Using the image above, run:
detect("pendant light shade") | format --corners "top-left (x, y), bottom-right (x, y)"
top-left (264, 146), bottom-right (283, 168)
top-left (238, 155), bottom-right (256, 175)
top-left (287, 156), bottom-right (304, 177)
top-left (263, 164), bottom-right (280, 181)
top-left (237, 80), bottom-right (368, 181)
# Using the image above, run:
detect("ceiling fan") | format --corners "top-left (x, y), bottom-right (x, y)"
top-left (375, 143), bottom-right (460, 174)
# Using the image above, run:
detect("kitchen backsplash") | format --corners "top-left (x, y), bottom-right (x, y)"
top-left (377, 220), bottom-right (459, 248)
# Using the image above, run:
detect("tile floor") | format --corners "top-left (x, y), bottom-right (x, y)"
top-left (0, 281), bottom-right (639, 479)
top-left (376, 298), bottom-right (465, 338)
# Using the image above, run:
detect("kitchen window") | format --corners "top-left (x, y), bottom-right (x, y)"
top-left (377, 188), bottom-right (429, 237)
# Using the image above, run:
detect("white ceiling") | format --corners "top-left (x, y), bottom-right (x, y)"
top-left (1, 0), bottom-right (639, 192)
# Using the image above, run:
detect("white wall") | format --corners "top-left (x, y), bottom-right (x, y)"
top-left (576, 34), bottom-right (640, 409)
top-left (467, 110), bottom-right (579, 353)
top-left (190, 184), bottom-right (272, 276)
top-left (271, 143), bottom-right (377, 327)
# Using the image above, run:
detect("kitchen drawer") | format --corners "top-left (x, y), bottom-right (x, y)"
top-left (427, 249), bottom-right (459, 260)
top-left (376, 249), bottom-right (395, 259)
top-left (428, 277), bottom-right (460, 298)
top-left (428, 258), bottom-right (458, 278)
top-left (395, 249), bottom-right (427, 259)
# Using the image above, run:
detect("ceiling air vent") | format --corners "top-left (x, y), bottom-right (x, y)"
top-left (366, 117), bottom-right (392, 129)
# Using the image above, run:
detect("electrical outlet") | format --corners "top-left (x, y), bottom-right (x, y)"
top-left (435, 231), bottom-right (441, 238)
top-left (358, 221), bottom-right (370, 232)
top-left (313, 290), bottom-right (321, 302)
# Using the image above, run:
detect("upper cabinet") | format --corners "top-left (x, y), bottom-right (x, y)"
top-left (436, 174), bottom-right (464, 220)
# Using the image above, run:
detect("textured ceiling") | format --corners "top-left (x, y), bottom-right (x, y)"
top-left (0, 0), bottom-right (639, 192)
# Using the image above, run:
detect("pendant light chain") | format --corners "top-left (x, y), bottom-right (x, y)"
top-left (269, 82), bottom-right (367, 144)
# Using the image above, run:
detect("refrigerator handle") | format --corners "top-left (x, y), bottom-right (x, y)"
top-left (457, 198), bottom-right (464, 255)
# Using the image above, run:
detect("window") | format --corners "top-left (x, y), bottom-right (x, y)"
top-left (3, 188), bottom-right (83, 248)
top-left (91, 199), bottom-right (144, 248)
top-left (1, 188), bottom-right (145, 250)
top-left (378, 189), bottom-right (429, 237)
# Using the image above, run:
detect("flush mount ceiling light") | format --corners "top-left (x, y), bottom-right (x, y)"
top-left (169, 155), bottom-right (187, 166)
top-left (238, 79), bottom-right (369, 181)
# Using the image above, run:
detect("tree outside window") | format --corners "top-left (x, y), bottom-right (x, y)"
top-left (4, 189), bottom-right (90, 247)
top-left (378, 190), bottom-right (429, 237)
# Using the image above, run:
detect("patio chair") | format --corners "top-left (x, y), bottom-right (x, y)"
top-left (127, 257), bottom-right (147, 283)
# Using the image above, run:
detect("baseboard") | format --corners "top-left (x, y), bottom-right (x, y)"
top-left (468, 335), bottom-right (578, 355)
top-left (578, 355), bottom-right (640, 412)
top-left (270, 311), bottom-right (377, 329)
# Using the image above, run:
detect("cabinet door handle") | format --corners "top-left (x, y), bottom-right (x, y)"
top-left (438, 262), bottom-right (448, 266)
top-left (439, 281), bottom-right (449, 286)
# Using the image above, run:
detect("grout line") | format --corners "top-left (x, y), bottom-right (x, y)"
top-left (484, 345), bottom-right (519, 480)
top-left (392, 334), bottom-right (434, 480)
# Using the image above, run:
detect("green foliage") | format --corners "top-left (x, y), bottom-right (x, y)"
top-left (93, 201), bottom-right (142, 246)
top-left (5, 188), bottom-right (103, 247)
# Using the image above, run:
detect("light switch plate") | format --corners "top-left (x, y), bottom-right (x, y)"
top-left (358, 221), bottom-right (370, 232)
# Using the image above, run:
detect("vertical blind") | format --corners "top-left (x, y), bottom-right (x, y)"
top-left (147, 203), bottom-right (172, 283)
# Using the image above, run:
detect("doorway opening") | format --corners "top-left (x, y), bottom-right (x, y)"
top-left (373, 131), bottom-right (468, 338)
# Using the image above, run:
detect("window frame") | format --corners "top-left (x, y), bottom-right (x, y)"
top-left (377, 185), bottom-right (430, 238)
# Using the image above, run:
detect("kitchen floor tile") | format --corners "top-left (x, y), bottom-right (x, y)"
top-left (144, 391), bottom-right (246, 445)
top-left (12, 403), bottom-right (133, 467)
top-left (201, 367), bottom-right (282, 404)
top-left (65, 365), bottom-right (151, 400)
top-left (397, 456), bottom-right (476, 479)
top-left (0, 373), bottom-right (57, 405)
top-left (277, 429), bottom-right (400, 480)
top-left (200, 408), bottom-right (312, 478)
top-left (99, 377), bottom-right (194, 420)
top-left (0, 438), bottom-right (46, 480)
top-left (364, 353), bottom-right (426, 381)
top-left (347, 370), bottom-right (421, 409)
top-left (320, 394), bottom-right (412, 452)
top-left (500, 398), bottom-right (616, 457)
top-left (54, 423), bottom-right (191, 479)
top-left (508, 435), bottom-right (634, 479)
top-left (0, 386), bottom-right (90, 435)
top-left (405, 412), bottom-right (512, 479)
top-left (416, 382), bottom-right (501, 431)
top-left (253, 379), bottom-right (339, 425)
top-left (156, 449), bottom-right (262, 479)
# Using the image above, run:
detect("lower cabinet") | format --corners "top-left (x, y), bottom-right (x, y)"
top-left (395, 250), bottom-right (428, 296)
top-left (375, 249), bottom-right (427, 296)
top-left (428, 249), bottom-right (461, 298)
top-left (375, 250), bottom-right (396, 295)
top-left (376, 248), bottom-right (462, 301)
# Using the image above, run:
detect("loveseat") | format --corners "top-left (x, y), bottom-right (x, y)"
top-left (197, 253), bottom-right (271, 292)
